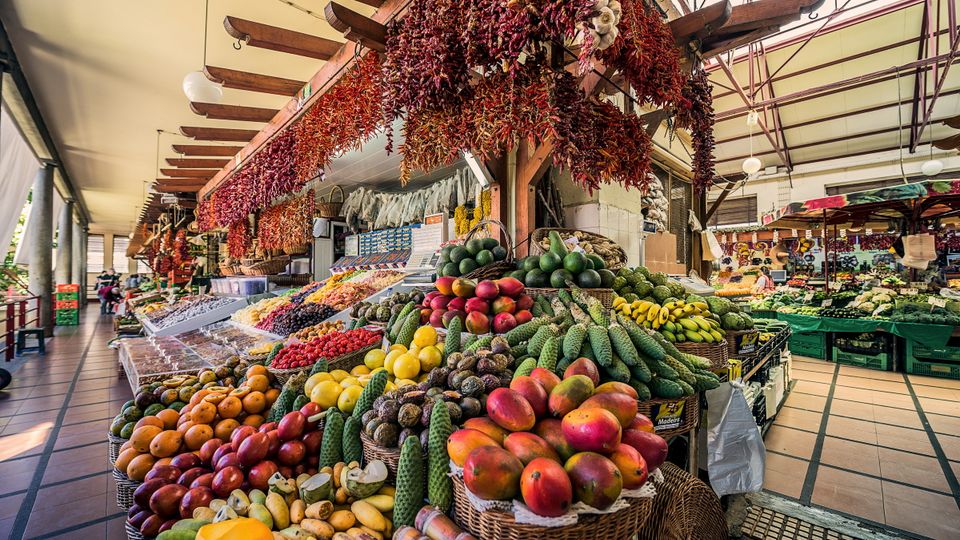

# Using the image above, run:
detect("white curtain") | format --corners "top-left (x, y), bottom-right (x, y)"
top-left (0, 106), bottom-right (40, 260)
top-left (15, 179), bottom-right (64, 267)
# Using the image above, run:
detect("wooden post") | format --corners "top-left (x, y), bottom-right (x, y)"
top-left (514, 141), bottom-right (553, 257)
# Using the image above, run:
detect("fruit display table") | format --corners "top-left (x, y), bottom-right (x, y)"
top-left (137, 296), bottom-right (248, 337)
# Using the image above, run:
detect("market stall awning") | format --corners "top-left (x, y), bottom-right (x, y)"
top-left (760, 179), bottom-right (960, 229)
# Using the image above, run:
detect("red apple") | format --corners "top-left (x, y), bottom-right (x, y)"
top-left (492, 312), bottom-right (518, 334)
top-left (514, 310), bottom-right (533, 324)
top-left (278, 440), bottom-right (306, 466)
top-left (465, 311), bottom-right (490, 334)
top-left (464, 297), bottom-right (490, 314)
top-left (475, 280), bottom-right (500, 300)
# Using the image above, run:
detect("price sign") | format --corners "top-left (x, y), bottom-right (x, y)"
top-left (773, 230), bottom-right (780, 242)
top-left (805, 230), bottom-right (812, 239)
top-left (732, 232), bottom-right (739, 242)
top-left (901, 288), bottom-right (918, 296)
top-left (822, 299), bottom-right (833, 307)
top-left (831, 281), bottom-right (842, 290)
top-left (791, 229), bottom-right (797, 238)
top-left (865, 228), bottom-right (873, 234)
top-left (751, 232), bottom-right (758, 243)
top-left (839, 229), bottom-right (847, 238)
top-left (803, 291), bottom-right (815, 302)
top-left (910, 282), bottom-right (927, 289)
top-left (721, 234), bottom-right (727, 244)
top-left (929, 297), bottom-right (947, 308)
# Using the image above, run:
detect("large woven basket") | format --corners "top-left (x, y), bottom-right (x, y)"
top-left (219, 261), bottom-right (240, 276)
top-left (317, 185), bottom-right (345, 219)
top-left (530, 228), bottom-right (627, 271)
top-left (526, 287), bottom-right (616, 309)
top-left (462, 219), bottom-right (516, 281)
top-left (726, 329), bottom-right (760, 358)
top-left (267, 365), bottom-right (310, 386)
top-left (676, 340), bottom-right (729, 370)
top-left (107, 433), bottom-right (125, 466)
top-left (360, 431), bottom-right (401, 483)
top-left (328, 343), bottom-right (380, 372)
top-left (240, 256), bottom-right (290, 276)
top-left (636, 393), bottom-right (700, 438)
top-left (125, 521), bottom-right (145, 540)
top-left (113, 468), bottom-right (140, 511)
top-left (636, 463), bottom-right (727, 540)
top-left (452, 476), bottom-right (652, 540)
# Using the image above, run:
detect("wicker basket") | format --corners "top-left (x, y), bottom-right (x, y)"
top-left (113, 468), bottom-right (140, 511)
top-left (452, 476), bottom-right (652, 540)
top-left (526, 287), bottom-right (616, 309)
top-left (529, 228), bottom-right (627, 271)
top-left (636, 393), bottom-right (700, 438)
top-left (240, 256), bottom-right (290, 276)
top-left (283, 244), bottom-right (309, 256)
top-left (125, 521), bottom-right (145, 540)
top-left (461, 219), bottom-right (516, 281)
top-left (676, 340), bottom-right (729, 370)
top-left (360, 432), bottom-right (402, 483)
top-left (267, 365), bottom-right (310, 386)
top-left (219, 261), bottom-right (240, 276)
top-left (636, 463), bottom-right (727, 540)
top-left (725, 329), bottom-right (760, 358)
top-left (269, 343), bottom-right (380, 385)
top-left (317, 185), bottom-right (345, 218)
top-left (107, 433), bottom-right (125, 466)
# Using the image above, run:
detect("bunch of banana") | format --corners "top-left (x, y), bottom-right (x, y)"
top-left (758, 332), bottom-right (775, 343)
top-left (663, 315), bottom-right (725, 344)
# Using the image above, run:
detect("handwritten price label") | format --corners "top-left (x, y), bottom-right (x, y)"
top-left (839, 229), bottom-right (847, 238)
top-left (803, 292), bottom-right (815, 302)
top-left (910, 282), bottom-right (927, 289)
top-left (804, 230), bottom-right (812, 239)
top-left (900, 288), bottom-right (918, 296)
top-left (928, 297), bottom-right (947, 308)
top-left (821, 299), bottom-right (833, 307)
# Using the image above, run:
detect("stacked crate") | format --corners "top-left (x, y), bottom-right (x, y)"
top-left (832, 332), bottom-right (893, 371)
top-left (906, 340), bottom-right (960, 380)
top-left (55, 284), bottom-right (80, 325)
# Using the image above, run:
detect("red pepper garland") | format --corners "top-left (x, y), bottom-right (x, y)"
top-left (256, 190), bottom-right (315, 251)
top-left (675, 70), bottom-right (716, 193)
top-left (227, 219), bottom-right (251, 259)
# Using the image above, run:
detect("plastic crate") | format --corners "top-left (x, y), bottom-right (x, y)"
top-left (790, 331), bottom-right (825, 347)
top-left (55, 300), bottom-right (79, 310)
top-left (906, 355), bottom-right (960, 380)
top-left (906, 340), bottom-right (960, 362)
top-left (56, 291), bottom-right (79, 301)
top-left (751, 310), bottom-right (778, 320)
top-left (833, 332), bottom-right (892, 356)
top-left (56, 284), bottom-right (80, 293)
top-left (833, 347), bottom-right (890, 371)
top-left (790, 341), bottom-right (825, 359)
top-left (56, 312), bottom-right (79, 326)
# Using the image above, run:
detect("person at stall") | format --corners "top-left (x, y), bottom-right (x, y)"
top-left (98, 284), bottom-right (121, 315)
top-left (753, 266), bottom-right (776, 294)
top-left (94, 270), bottom-right (112, 293)
top-left (125, 273), bottom-right (141, 289)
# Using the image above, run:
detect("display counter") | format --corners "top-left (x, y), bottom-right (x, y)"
top-left (777, 313), bottom-right (955, 347)
top-left (137, 296), bottom-right (247, 336)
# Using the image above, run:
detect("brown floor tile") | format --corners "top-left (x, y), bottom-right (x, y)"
top-left (836, 366), bottom-right (904, 382)
top-left (765, 425), bottom-right (817, 460)
top-left (811, 466), bottom-right (885, 524)
top-left (0, 468), bottom-right (36, 496)
top-left (819, 437), bottom-right (880, 476)
top-left (15, 395), bottom-right (68, 415)
top-left (918, 397), bottom-right (960, 416)
top-left (782, 392), bottom-right (827, 412)
top-left (873, 406), bottom-right (922, 430)
top-left (36, 471), bottom-right (113, 505)
top-left (825, 416), bottom-right (877, 445)
top-left (41, 452), bottom-right (111, 485)
top-left (792, 370), bottom-right (834, 384)
top-left (951, 460), bottom-right (960, 480)
top-left (0, 517), bottom-right (15, 537)
top-left (909, 374), bottom-right (960, 390)
top-left (794, 380), bottom-right (831, 397)
top-left (926, 413), bottom-right (960, 436)
top-left (912, 384), bottom-right (960, 402)
top-left (835, 376), bottom-right (906, 394)
top-left (45, 441), bottom-right (108, 468)
top-left (0, 425), bottom-right (52, 461)
top-left (882, 480), bottom-right (960, 540)
top-left (829, 399), bottom-right (876, 421)
top-left (774, 407), bottom-right (823, 432)
top-left (877, 446), bottom-right (951, 493)
top-left (792, 358), bottom-right (835, 372)
top-left (831, 385), bottom-right (874, 403)
top-left (0, 494), bottom-right (22, 520)
top-left (832, 386), bottom-right (915, 410)
top-left (875, 423), bottom-right (933, 455)
top-left (23, 492), bottom-right (109, 537)
top-left (107, 516), bottom-right (128, 540)
top-left (763, 452), bottom-right (808, 498)
top-left (45, 521), bottom-right (108, 540)
top-left (937, 433), bottom-right (960, 462)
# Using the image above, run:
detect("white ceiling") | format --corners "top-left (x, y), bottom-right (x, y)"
top-left (0, 0), bottom-right (377, 232)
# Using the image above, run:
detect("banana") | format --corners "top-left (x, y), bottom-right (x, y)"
top-left (661, 330), bottom-right (677, 342)
top-left (678, 318), bottom-right (700, 332)
top-left (709, 329), bottom-right (724, 342)
top-left (664, 321), bottom-right (677, 333)
top-left (684, 330), bottom-right (704, 342)
top-left (663, 301), bottom-right (677, 311)
top-left (693, 317), bottom-right (712, 331)
top-left (699, 330), bottom-right (715, 343)
top-left (646, 306), bottom-right (660, 323)
top-left (682, 305), bottom-right (697, 315)
top-left (658, 307), bottom-right (670, 326)
top-left (691, 302), bottom-right (709, 311)
top-left (671, 308), bottom-right (685, 318)
top-left (613, 297), bottom-right (626, 309)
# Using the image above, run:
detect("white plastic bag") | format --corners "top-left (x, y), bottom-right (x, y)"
top-left (705, 382), bottom-right (765, 496)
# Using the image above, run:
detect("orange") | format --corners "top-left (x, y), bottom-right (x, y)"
top-left (242, 414), bottom-right (264, 428)
top-left (246, 374), bottom-right (270, 393)
top-left (134, 416), bottom-right (164, 431)
top-left (156, 409), bottom-right (180, 430)
top-left (241, 391), bottom-right (266, 414)
top-left (191, 401), bottom-right (217, 424)
top-left (184, 424), bottom-right (214, 450)
top-left (264, 388), bottom-right (280, 405)
top-left (149, 430), bottom-right (183, 458)
top-left (214, 418), bottom-right (239, 441)
top-left (217, 396), bottom-right (242, 419)
top-left (246, 365), bottom-right (268, 378)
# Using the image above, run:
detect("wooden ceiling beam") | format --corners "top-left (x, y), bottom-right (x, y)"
top-left (190, 102), bottom-right (278, 122)
top-left (159, 169), bottom-right (216, 179)
top-left (669, 1), bottom-right (732, 46)
top-left (324, 2), bottom-right (387, 52)
top-left (154, 184), bottom-right (203, 194)
top-left (224, 16), bottom-right (342, 60)
top-left (166, 158), bottom-right (231, 168)
top-left (355, 0), bottom-right (385, 6)
top-left (204, 65), bottom-right (306, 96)
top-left (180, 126), bottom-right (258, 142)
top-left (172, 144), bottom-right (243, 156)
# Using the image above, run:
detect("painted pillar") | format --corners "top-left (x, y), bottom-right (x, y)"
top-left (76, 225), bottom-right (88, 300)
top-left (28, 164), bottom-right (55, 336)
top-left (55, 201), bottom-right (74, 284)
top-left (71, 221), bottom-right (82, 290)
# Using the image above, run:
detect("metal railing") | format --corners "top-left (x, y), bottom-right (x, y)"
top-left (1, 296), bottom-right (40, 361)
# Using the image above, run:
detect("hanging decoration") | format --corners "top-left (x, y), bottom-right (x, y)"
top-left (676, 70), bottom-right (717, 192)
top-left (227, 219), bottom-right (251, 259)
top-left (257, 190), bottom-right (316, 251)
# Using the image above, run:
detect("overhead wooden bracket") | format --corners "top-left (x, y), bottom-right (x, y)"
top-left (669, 1), bottom-right (732, 48)
top-left (224, 16), bottom-right (342, 60)
top-left (190, 102), bottom-right (278, 122)
top-left (159, 169), bottom-right (217, 179)
top-left (324, 2), bottom-right (387, 53)
top-left (166, 158), bottom-right (231, 168)
top-left (180, 126), bottom-right (258, 142)
top-left (172, 144), bottom-right (243, 156)
top-left (204, 65), bottom-right (306, 96)
top-left (695, 0), bottom-right (827, 58)
top-left (154, 184), bottom-right (204, 194)
top-left (354, 0), bottom-right (386, 7)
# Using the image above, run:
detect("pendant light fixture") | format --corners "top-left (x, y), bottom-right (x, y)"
top-left (182, 0), bottom-right (222, 103)
top-left (921, 125), bottom-right (944, 176)
top-left (741, 110), bottom-right (762, 176)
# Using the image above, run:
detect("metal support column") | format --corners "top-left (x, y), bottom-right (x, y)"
top-left (28, 164), bottom-right (55, 336)
top-left (71, 220), bottom-right (82, 290)
top-left (55, 201), bottom-right (74, 285)
top-left (79, 226), bottom-right (88, 303)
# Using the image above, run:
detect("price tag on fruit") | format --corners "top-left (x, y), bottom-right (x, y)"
top-left (804, 230), bottom-right (812, 239)
top-left (803, 291), bottom-right (815, 302)
top-left (910, 282), bottom-right (927, 289)
top-left (901, 288), bottom-right (918, 296)
top-left (928, 297), bottom-right (947, 308)
top-left (821, 299), bottom-right (833, 307)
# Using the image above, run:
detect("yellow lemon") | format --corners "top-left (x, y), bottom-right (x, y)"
top-left (337, 385), bottom-right (364, 413)
top-left (339, 376), bottom-right (360, 389)
top-left (384, 380), bottom-right (397, 392)
top-left (309, 380), bottom-right (343, 409)
top-left (392, 353), bottom-right (421, 380)
top-left (304, 372), bottom-right (332, 397)
top-left (413, 325), bottom-right (438, 348)
top-left (351, 364), bottom-right (371, 376)
top-left (437, 342), bottom-right (445, 354)
top-left (418, 346), bottom-right (442, 372)
top-left (329, 369), bottom-right (351, 382)
top-left (384, 349), bottom-right (405, 375)
top-left (395, 378), bottom-right (418, 389)
top-left (389, 344), bottom-right (408, 352)
top-left (364, 349), bottom-right (386, 370)
top-left (417, 373), bottom-right (430, 383)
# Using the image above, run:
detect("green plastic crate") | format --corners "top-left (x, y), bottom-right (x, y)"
top-left (906, 356), bottom-right (960, 380)
top-left (906, 340), bottom-right (960, 363)
top-left (833, 347), bottom-right (890, 371)
top-left (56, 313), bottom-right (79, 326)
top-left (790, 341), bottom-right (825, 359)
top-left (55, 291), bottom-right (79, 301)
top-left (751, 310), bottom-right (778, 320)
top-left (790, 331), bottom-right (825, 347)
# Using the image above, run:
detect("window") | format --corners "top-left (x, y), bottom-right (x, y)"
top-left (708, 196), bottom-right (758, 227)
top-left (87, 234), bottom-right (104, 273)
top-left (825, 179), bottom-right (909, 196)
top-left (113, 236), bottom-right (129, 274)
top-left (136, 259), bottom-right (151, 274)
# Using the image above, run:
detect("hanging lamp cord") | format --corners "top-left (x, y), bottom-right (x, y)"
top-left (203, 0), bottom-right (209, 66)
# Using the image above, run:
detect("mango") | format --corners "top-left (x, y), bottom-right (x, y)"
top-left (350, 500), bottom-right (387, 532)
top-left (247, 502), bottom-right (274, 529)
top-left (548, 375), bottom-right (594, 417)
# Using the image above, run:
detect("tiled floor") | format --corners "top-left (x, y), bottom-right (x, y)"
top-left (0, 308), bottom-right (131, 539)
top-left (763, 355), bottom-right (960, 540)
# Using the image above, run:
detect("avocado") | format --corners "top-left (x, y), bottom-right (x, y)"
top-left (597, 269), bottom-right (616, 288)
top-left (539, 252), bottom-right (562, 273)
top-left (465, 239), bottom-right (484, 256)
top-left (120, 422), bottom-right (135, 439)
top-left (550, 269), bottom-right (573, 288)
top-left (509, 270), bottom-right (527, 281)
top-left (481, 237), bottom-right (499, 251)
top-left (562, 252), bottom-right (587, 275)
top-left (576, 269), bottom-right (602, 288)
top-left (459, 258), bottom-right (479, 274)
top-left (450, 246), bottom-right (469, 264)
top-left (475, 250), bottom-right (494, 267)
top-left (548, 231), bottom-right (568, 258)
top-left (525, 269), bottom-right (548, 288)
top-left (586, 254), bottom-right (605, 270)
top-left (441, 262), bottom-right (460, 277)
top-left (521, 256), bottom-right (541, 272)
top-left (440, 245), bottom-right (454, 260)
top-left (491, 245), bottom-right (507, 261)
